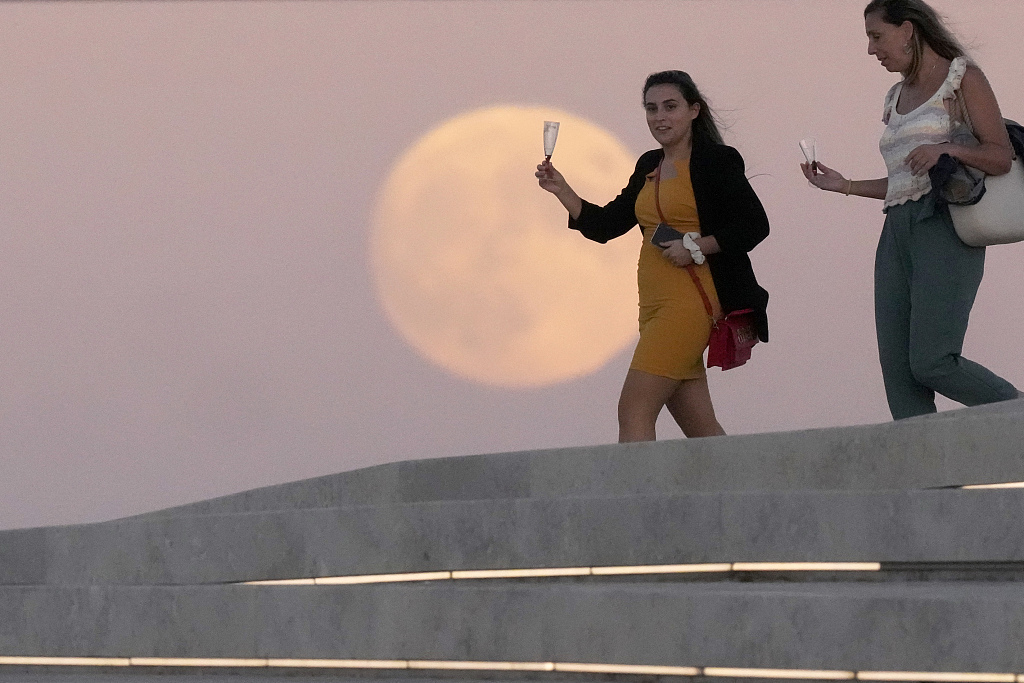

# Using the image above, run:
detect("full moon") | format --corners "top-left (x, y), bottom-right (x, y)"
top-left (371, 106), bottom-right (640, 388)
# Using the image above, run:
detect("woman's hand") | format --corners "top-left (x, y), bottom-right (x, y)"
top-left (801, 161), bottom-right (849, 193)
top-left (536, 159), bottom-right (583, 219)
top-left (536, 160), bottom-right (567, 194)
top-left (659, 239), bottom-right (695, 268)
top-left (905, 143), bottom-right (948, 176)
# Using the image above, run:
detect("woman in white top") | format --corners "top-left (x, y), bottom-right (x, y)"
top-left (802, 0), bottom-right (1018, 419)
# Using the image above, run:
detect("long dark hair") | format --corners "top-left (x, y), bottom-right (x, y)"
top-left (642, 70), bottom-right (723, 145)
top-left (864, 0), bottom-right (967, 81)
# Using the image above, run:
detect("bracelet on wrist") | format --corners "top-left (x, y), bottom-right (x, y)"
top-left (844, 179), bottom-right (853, 196)
top-left (682, 232), bottom-right (705, 265)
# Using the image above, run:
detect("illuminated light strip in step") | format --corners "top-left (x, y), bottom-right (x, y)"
top-left (0, 657), bottom-right (131, 667)
top-left (705, 667), bottom-right (854, 680)
top-left (130, 658), bottom-right (265, 667)
top-left (0, 656), bottom-right (1019, 682)
top-left (318, 571), bottom-right (451, 585)
top-left (243, 562), bottom-right (882, 586)
top-left (731, 563), bottom-right (882, 572)
top-left (451, 567), bottom-right (590, 579)
top-left (857, 673), bottom-right (1016, 683)
top-left (409, 660), bottom-right (556, 672)
top-left (962, 482), bottom-right (1024, 489)
top-left (266, 659), bottom-right (407, 669)
top-left (555, 663), bottom-right (700, 676)
top-left (592, 563), bottom-right (732, 575)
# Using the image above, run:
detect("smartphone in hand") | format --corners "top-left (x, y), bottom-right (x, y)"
top-left (651, 222), bottom-right (685, 247)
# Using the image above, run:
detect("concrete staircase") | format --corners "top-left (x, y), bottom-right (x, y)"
top-left (3, 399), bottom-right (1024, 679)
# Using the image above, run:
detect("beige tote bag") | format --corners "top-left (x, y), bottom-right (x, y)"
top-left (947, 92), bottom-right (1024, 247)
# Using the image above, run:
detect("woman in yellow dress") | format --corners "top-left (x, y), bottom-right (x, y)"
top-left (537, 71), bottom-right (770, 442)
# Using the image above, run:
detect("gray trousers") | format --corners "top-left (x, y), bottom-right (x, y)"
top-left (875, 196), bottom-right (1018, 420)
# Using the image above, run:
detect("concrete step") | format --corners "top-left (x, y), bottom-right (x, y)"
top-left (2, 581), bottom-right (1024, 673)
top-left (4, 488), bottom-right (1024, 586)
top-left (4, 404), bottom-right (1024, 680)
top-left (126, 399), bottom-right (1024, 520)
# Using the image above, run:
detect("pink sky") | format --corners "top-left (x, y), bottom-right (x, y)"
top-left (0, 0), bottom-right (1021, 529)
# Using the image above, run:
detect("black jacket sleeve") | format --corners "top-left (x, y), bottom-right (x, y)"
top-left (691, 141), bottom-right (771, 342)
top-left (704, 146), bottom-right (770, 254)
top-left (567, 150), bottom-right (661, 244)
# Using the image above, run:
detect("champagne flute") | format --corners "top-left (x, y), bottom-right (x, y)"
top-left (543, 121), bottom-right (560, 161)
top-left (799, 138), bottom-right (817, 174)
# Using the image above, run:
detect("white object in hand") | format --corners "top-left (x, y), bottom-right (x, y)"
top-left (799, 138), bottom-right (816, 166)
top-left (543, 121), bottom-right (560, 159)
top-left (682, 232), bottom-right (705, 265)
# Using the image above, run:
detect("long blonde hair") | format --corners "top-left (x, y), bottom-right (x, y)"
top-left (864, 0), bottom-right (967, 81)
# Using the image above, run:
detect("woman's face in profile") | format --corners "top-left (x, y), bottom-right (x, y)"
top-left (865, 12), bottom-right (913, 74)
top-left (644, 84), bottom-right (700, 149)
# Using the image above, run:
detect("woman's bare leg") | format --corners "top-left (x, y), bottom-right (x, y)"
top-left (665, 376), bottom-right (726, 438)
top-left (617, 369), bottom-right (684, 442)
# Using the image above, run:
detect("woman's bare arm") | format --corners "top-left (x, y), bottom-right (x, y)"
top-left (846, 178), bottom-right (890, 200)
top-left (905, 65), bottom-right (1013, 177)
top-left (802, 162), bottom-right (889, 200)
top-left (951, 66), bottom-right (1013, 175)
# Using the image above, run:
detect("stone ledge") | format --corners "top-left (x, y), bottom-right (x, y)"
top-left (1, 582), bottom-right (1023, 672)
top-left (2, 489), bottom-right (1022, 586)
top-left (120, 399), bottom-right (1024, 520)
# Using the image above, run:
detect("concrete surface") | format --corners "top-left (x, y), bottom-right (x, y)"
top-left (1, 489), bottom-right (1024, 585)
top-left (2, 582), bottom-right (1024, 672)
top-left (127, 400), bottom-right (1024, 519)
top-left (3, 399), bottom-right (1024, 678)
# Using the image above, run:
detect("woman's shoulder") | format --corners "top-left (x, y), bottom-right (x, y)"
top-left (615, 150), bottom-right (662, 193)
top-left (938, 55), bottom-right (970, 98)
top-left (884, 80), bottom-right (902, 104)
top-left (694, 140), bottom-right (745, 171)
top-left (882, 81), bottom-right (902, 124)
top-left (960, 61), bottom-right (993, 93)
top-left (705, 141), bottom-right (742, 158)
top-left (636, 149), bottom-right (663, 171)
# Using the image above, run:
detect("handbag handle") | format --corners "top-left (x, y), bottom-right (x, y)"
top-left (952, 88), bottom-right (975, 135)
top-left (952, 87), bottom-right (1017, 162)
top-left (654, 161), bottom-right (717, 324)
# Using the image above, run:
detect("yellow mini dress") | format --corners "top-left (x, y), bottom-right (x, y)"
top-left (630, 161), bottom-right (722, 381)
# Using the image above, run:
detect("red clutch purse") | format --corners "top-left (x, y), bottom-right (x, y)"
top-left (705, 308), bottom-right (759, 371)
top-left (686, 261), bottom-right (759, 370)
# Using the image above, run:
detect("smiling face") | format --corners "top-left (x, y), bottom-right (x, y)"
top-left (644, 83), bottom-right (701, 151)
top-left (865, 11), bottom-right (914, 74)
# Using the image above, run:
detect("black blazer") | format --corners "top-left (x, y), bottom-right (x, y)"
top-left (568, 136), bottom-right (771, 342)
